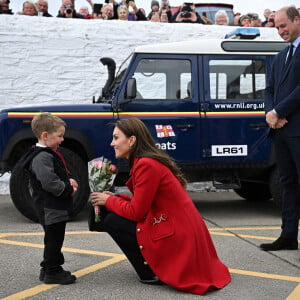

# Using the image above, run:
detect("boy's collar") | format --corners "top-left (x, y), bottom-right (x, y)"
top-left (36, 143), bottom-right (46, 148)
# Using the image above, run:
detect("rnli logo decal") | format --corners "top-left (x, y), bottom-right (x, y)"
top-left (155, 125), bottom-right (175, 138)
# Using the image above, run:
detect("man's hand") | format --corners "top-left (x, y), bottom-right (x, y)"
top-left (266, 111), bottom-right (288, 129)
top-left (274, 118), bottom-right (288, 129)
top-left (266, 110), bottom-right (279, 129)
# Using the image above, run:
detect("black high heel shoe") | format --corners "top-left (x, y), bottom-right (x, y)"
top-left (140, 276), bottom-right (165, 285)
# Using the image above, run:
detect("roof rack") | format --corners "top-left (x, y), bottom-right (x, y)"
top-left (224, 28), bottom-right (260, 40)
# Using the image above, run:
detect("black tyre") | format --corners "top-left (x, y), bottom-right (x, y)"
top-left (269, 167), bottom-right (282, 208)
top-left (234, 181), bottom-right (272, 202)
top-left (10, 147), bottom-right (89, 222)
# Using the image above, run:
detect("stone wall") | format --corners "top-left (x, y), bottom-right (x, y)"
top-left (0, 14), bottom-right (279, 109)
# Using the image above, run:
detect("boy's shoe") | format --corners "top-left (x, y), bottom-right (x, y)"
top-left (39, 268), bottom-right (46, 281)
top-left (44, 270), bottom-right (76, 285)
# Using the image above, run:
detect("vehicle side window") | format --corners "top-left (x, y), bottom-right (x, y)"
top-left (209, 59), bottom-right (266, 101)
top-left (131, 59), bottom-right (192, 100)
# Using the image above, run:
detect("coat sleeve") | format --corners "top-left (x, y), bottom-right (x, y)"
top-left (269, 49), bottom-right (300, 118)
top-left (274, 85), bottom-right (300, 118)
top-left (105, 158), bottom-right (162, 222)
top-left (264, 58), bottom-right (275, 114)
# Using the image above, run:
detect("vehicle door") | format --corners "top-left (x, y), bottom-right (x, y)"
top-left (200, 54), bottom-right (274, 163)
top-left (115, 54), bottom-right (201, 163)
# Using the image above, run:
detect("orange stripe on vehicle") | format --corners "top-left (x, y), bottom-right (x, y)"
top-left (7, 111), bottom-right (264, 118)
top-left (7, 112), bottom-right (114, 118)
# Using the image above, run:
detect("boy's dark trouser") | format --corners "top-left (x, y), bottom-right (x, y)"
top-left (104, 212), bottom-right (156, 280)
top-left (41, 221), bottom-right (66, 274)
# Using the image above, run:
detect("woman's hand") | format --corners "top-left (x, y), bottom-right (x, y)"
top-left (91, 192), bottom-right (111, 205)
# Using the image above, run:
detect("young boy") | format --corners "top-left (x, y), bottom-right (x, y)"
top-left (22, 112), bottom-right (78, 284)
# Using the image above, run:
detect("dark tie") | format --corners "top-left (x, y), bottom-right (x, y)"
top-left (285, 44), bottom-right (294, 67)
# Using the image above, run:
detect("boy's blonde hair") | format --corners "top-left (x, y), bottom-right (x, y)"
top-left (31, 112), bottom-right (66, 139)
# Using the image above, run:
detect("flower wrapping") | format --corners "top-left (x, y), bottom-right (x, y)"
top-left (88, 156), bottom-right (117, 222)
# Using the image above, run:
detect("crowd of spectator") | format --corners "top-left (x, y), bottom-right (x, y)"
top-left (0, 0), bottom-right (299, 27)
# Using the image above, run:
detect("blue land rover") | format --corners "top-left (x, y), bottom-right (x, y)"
top-left (0, 29), bottom-right (287, 221)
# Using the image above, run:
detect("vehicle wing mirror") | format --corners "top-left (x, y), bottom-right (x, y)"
top-left (126, 78), bottom-right (137, 99)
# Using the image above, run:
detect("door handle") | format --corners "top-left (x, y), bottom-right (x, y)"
top-left (176, 124), bottom-right (195, 129)
top-left (249, 122), bottom-right (267, 129)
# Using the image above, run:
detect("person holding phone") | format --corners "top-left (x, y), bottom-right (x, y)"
top-left (122, 0), bottom-right (147, 21)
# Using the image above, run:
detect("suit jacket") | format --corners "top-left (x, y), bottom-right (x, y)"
top-left (265, 44), bottom-right (300, 136)
top-left (106, 157), bottom-right (230, 295)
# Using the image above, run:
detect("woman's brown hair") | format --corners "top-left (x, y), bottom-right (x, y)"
top-left (114, 118), bottom-right (187, 188)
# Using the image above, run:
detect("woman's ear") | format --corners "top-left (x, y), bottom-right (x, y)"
top-left (129, 135), bottom-right (136, 147)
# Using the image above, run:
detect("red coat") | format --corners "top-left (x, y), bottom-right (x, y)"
top-left (106, 157), bottom-right (231, 295)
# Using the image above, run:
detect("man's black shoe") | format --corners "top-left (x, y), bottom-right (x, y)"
top-left (39, 269), bottom-right (72, 281)
top-left (260, 237), bottom-right (298, 251)
top-left (44, 270), bottom-right (76, 285)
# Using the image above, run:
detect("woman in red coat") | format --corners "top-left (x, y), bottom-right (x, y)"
top-left (91, 118), bottom-right (231, 295)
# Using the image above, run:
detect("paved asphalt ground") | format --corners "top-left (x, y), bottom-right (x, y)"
top-left (0, 191), bottom-right (299, 300)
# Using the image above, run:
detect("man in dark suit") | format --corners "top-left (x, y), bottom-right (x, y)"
top-left (261, 6), bottom-right (300, 251)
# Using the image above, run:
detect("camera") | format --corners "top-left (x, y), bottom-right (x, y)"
top-left (252, 14), bottom-right (258, 20)
top-left (65, 4), bottom-right (72, 14)
top-left (105, 0), bottom-right (109, 3)
top-left (202, 12), bottom-right (207, 17)
top-left (181, 12), bottom-right (191, 18)
top-left (126, 0), bottom-right (134, 3)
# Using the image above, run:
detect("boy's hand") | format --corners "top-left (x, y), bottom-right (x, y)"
top-left (70, 178), bottom-right (78, 196)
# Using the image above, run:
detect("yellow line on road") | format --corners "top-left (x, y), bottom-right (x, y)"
top-left (0, 231), bottom-right (101, 238)
top-left (0, 239), bottom-right (120, 257)
top-left (1, 255), bottom-right (126, 300)
top-left (230, 268), bottom-right (300, 283)
top-left (209, 226), bottom-right (282, 231)
top-left (286, 284), bottom-right (300, 300)
top-left (210, 231), bottom-right (300, 243)
top-left (210, 232), bottom-right (277, 241)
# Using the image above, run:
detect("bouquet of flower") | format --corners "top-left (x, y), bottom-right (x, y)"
top-left (88, 156), bottom-right (117, 222)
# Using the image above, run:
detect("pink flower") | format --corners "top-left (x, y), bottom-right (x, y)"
top-left (110, 164), bottom-right (117, 172)
top-left (92, 161), bottom-right (105, 168)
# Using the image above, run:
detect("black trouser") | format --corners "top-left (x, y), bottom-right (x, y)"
top-left (104, 212), bottom-right (155, 280)
top-left (41, 221), bottom-right (66, 274)
top-left (273, 131), bottom-right (300, 239)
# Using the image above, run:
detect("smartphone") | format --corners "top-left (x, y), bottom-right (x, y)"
top-left (202, 12), bottom-right (207, 17)
top-left (93, 3), bottom-right (103, 14)
top-left (105, 0), bottom-right (109, 3)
